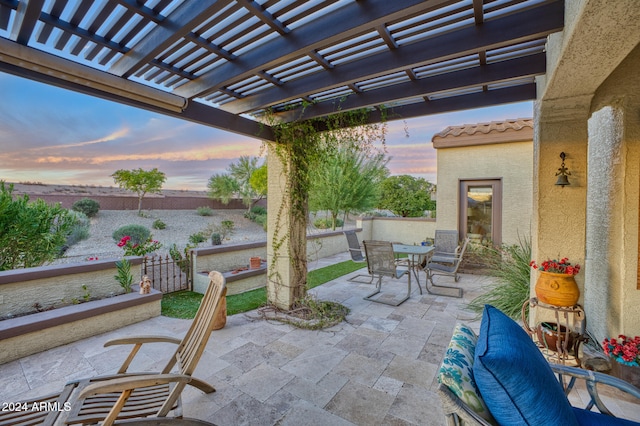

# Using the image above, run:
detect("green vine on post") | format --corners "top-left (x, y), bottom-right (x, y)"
top-left (262, 103), bottom-right (388, 309)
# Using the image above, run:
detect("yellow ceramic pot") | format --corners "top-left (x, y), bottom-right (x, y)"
top-left (534, 271), bottom-right (580, 307)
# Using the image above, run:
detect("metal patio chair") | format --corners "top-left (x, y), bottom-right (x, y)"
top-left (363, 240), bottom-right (411, 306)
top-left (423, 237), bottom-right (469, 298)
top-left (343, 230), bottom-right (373, 283)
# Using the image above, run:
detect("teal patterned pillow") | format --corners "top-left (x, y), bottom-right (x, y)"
top-left (438, 323), bottom-right (494, 422)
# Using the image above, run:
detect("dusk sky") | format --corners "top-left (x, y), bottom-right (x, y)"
top-left (0, 72), bottom-right (533, 190)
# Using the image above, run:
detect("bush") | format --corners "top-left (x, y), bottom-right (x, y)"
top-left (313, 217), bottom-right (343, 229)
top-left (152, 219), bottom-right (166, 230)
top-left (254, 214), bottom-right (267, 230)
top-left (196, 206), bottom-right (214, 216)
top-left (467, 237), bottom-right (532, 320)
top-left (65, 210), bottom-right (90, 248)
top-left (112, 224), bottom-right (151, 245)
top-left (71, 198), bottom-right (100, 217)
top-left (0, 182), bottom-right (75, 270)
top-left (211, 233), bottom-right (222, 245)
top-left (212, 220), bottom-right (235, 240)
top-left (189, 232), bottom-right (207, 244)
top-left (250, 205), bottom-right (267, 216)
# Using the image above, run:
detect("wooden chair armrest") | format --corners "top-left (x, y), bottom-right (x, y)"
top-left (104, 336), bottom-right (182, 374)
top-left (104, 336), bottom-right (182, 347)
top-left (78, 374), bottom-right (192, 398)
top-left (550, 363), bottom-right (640, 415)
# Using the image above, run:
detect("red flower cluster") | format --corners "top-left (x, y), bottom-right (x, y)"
top-left (117, 236), bottom-right (131, 247)
top-left (602, 335), bottom-right (640, 366)
top-left (116, 235), bottom-right (162, 256)
top-left (529, 257), bottom-right (581, 275)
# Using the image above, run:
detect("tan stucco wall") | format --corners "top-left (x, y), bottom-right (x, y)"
top-left (435, 141), bottom-right (533, 245)
top-left (535, 0), bottom-right (640, 340)
top-left (585, 44), bottom-right (640, 339)
top-left (0, 261), bottom-right (141, 318)
top-left (357, 217), bottom-right (436, 245)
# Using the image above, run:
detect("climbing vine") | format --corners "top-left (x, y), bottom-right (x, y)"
top-left (262, 104), bottom-right (388, 310)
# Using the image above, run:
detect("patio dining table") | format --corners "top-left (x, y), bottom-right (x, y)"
top-left (392, 243), bottom-right (434, 295)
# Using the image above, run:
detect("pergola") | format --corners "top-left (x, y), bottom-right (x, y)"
top-left (0, 0), bottom-right (562, 141)
top-left (2, 0), bottom-right (639, 339)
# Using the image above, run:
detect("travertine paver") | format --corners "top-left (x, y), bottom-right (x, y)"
top-left (3, 252), bottom-right (637, 425)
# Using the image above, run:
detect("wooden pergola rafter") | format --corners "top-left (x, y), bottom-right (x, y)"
top-left (0, 0), bottom-right (564, 141)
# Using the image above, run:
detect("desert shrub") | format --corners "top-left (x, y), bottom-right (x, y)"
top-left (196, 206), bottom-right (214, 216)
top-left (0, 182), bottom-right (75, 270)
top-left (211, 220), bottom-right (235, 240)
top-left (189, 232), bottom-right (207, 244)
top-left (71, 198), bottom-right (100, 217)
top-left (112, 224), bottom-right (151, 245)
top-left (65, 210), bottom-right (91, 248)
top-left (313, 217), bottom-right (343, 229)
top-left (250, 205), bottom-right (266, 216)
top-left (254, 214), bottom-right (268, 230)
top-left (169, 243), bottom-right (194, 273)
top-left (211, 233), bottom-right (222, 245)
top-left (467, 237), bottom-right (532, 320)
top-left (152, 219), bottom-right (166, 230)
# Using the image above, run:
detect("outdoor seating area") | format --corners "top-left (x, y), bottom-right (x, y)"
top-left (438, 306), bottom-right (640, 426)
top-left (2, 252), bottom-right (639, 425)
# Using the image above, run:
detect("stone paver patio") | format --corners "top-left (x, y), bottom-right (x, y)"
top-left (2, 253), bottom-right (639, 425)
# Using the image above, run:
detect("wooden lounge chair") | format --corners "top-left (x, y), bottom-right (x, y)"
top-left (343, 230), bottom-right (372, 283)
top-left (363, 240), bottom-right (411, 306)
top-left (0, 271), bottom-right (225, 426)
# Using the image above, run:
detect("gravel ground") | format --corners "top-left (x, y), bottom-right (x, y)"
top-left (55, 209), bottom-right (357, 264)
top-left (56, 209), bottom-right (267, 263)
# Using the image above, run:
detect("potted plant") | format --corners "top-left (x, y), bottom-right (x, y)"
top-left (536, 321), bottom-right (575, 354)
top-left (529, 257), bottom-right (581, 307)
top-left (602, 335), bottom-right (640, 387)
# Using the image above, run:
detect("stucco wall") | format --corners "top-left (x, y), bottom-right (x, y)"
top-left (535, 1), bottom-right (640, 340)
top-left (435, 141), bottom-right (533, 245)
top-left (585, 44), bottom-right (640, 340)
top-left (357, 217), bottom-right (436, 244)
top-left (0, 292), bottom-right (161, 365)
top-left (0, 258), bottom-right (142, 319)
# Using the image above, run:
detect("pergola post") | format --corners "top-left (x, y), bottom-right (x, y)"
top-left (266, 145), bottom-right (308, 310)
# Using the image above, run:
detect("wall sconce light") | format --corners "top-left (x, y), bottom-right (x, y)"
top-left (555, 152), bottom-right (571, 187)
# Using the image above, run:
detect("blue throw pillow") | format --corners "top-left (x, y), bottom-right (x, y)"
top-left (473, 305), bottom-right (579, 425)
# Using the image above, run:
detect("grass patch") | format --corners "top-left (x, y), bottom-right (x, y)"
top-left (161, 259), bottom-right (367, 318)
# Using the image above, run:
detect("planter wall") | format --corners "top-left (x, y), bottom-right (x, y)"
top-left (192, 230), bottom-right (351, 295)
top-left (194, 266), bottom-right (267, 296)
top-left (0, 257), bottom-right (143, 319)
top-left (0, 289), bottom-right (161, 365)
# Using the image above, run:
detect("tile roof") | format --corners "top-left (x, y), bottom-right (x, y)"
top-left (431, 118), bottom-right (533, 148)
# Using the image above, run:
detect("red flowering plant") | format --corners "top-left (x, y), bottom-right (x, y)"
top-left (117, 235), bottom-right (162, 256)
top-left (529, 257), bottom-right (581, 275)
top-left (602, 335), bottom-right (640, 367)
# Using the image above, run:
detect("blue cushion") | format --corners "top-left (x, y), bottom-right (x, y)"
top-left (473, 305), bottom-right (579, 426)
top-left (573, 407), bottom-right (640, 425)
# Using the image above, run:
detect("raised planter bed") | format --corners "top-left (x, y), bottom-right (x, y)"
top-left (194, 261), bottom-right (267, 295)
top-left (0, 289), bottom-right (162, 365)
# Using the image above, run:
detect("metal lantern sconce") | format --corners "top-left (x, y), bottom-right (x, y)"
top-left (555, 152), bottom-right (571, 187)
